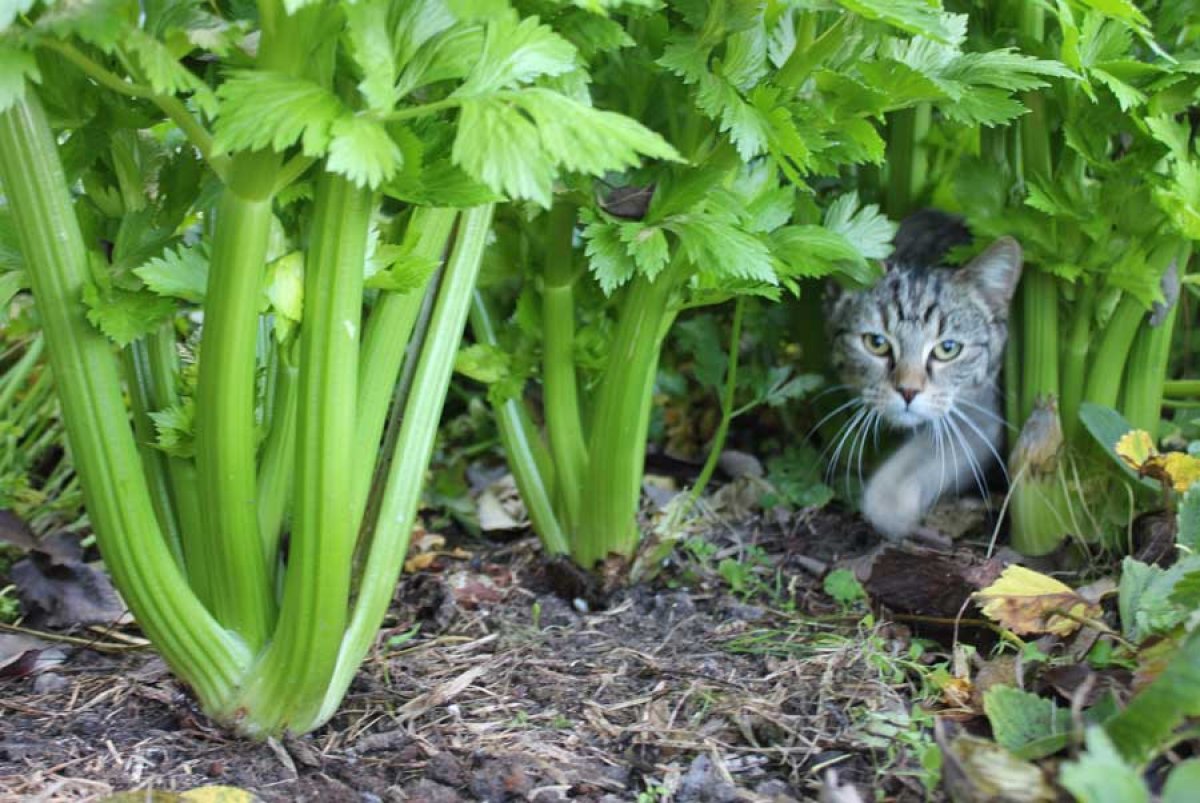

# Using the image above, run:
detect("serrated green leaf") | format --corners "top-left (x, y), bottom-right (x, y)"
top-left (836, 0), bottom-right (965, 44)
top-left (454, 96), bottom-right (554, 205)
top-left (582, 217), bottom-right (636, 294)
top-left (124, 28), bottom-right (216, 114)
top-left (36, 0), bottom-right (130, 52)
top-left (619, 224), bottom-right (669, 280)
top-left (213, 71), bottom-right (345, 156)
top-left (696, 73), bottom-right (769, 160)
top-left (365, 245), bottom-right (439, 293)
top-left (344, 0), bottom-right (395, 112)
top-left (1118, 555), bottom-right (1200, 642)
top-left (510, 89), bottom-right (681, 174)
top-left (0, 43), bottom-right (39, 114)
top-left (1060, 728), bottom-right (1149, 803)
top-left (770, 225), bottom-right (866, 280)
top-left (1091, 66), bottom-right (1146, 110)
top-left (326, 116), bottom-right (403, 189)
top-left (149, 399), bottom-right (195, 458)
top-left (983, 686), bottom-right (1071, 760)
top-left (455, 14), bottom-right (576, 96)
top-left (455, 342), bottom-right (510, 384)
top-left (824, 193), bottom-right (895, 261)
top-left (669, 215), bottom-right (776, 285)
top-left (133, 243), bottom-right (209, 303)
top-left (556, 11), bottom-right (633, 58)
top-left (82, 283), bottom-right (177, 347)
top-left (942, 87), bottom-right (1028, 126)
top-left (942, 49), bottom-right (1077, 92)
top-left (395, 24), bottom-right (484, 99)
top-left (1146, 115), bottom-right (1191, 160)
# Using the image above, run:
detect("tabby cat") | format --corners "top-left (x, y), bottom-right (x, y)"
top-left (824, 211), bottom-right (1023, 540)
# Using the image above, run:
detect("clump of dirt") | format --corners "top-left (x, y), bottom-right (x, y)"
top-left (1, 508), bottom-right (947, 802)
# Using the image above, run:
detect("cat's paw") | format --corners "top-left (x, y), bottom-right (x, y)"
top-left (861, 477), bottom-right (923, 541)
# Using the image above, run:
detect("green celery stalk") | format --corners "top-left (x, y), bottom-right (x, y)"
top-left (0, 89), bottom-right (251, 713)
top-left (235, 173), bottom-right (370, 734)
top-left (1060, 283), bottom-right (1097, 446)
top-left (1019, 270), bottom-right (1059, 424)
top-left (352, 207), bottom-right (457, 527)
top-left (312, 204), bottom-right (496, 731)
top-left (541, 201), bottom-right (589, 532)
top-left (1121, 245), bottom-right (1190, 434)
top-left (256, 342), bottom-right (299, 565)
top-left (573, 253), bottom-right (689, 567)
top-left (470, 291), bottom-right (568, 555)
top-left (1082, 293), bottom-right (1145, 410)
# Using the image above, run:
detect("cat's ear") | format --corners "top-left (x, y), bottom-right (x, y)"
top-left (957, 237), bottom-right (1022, 313)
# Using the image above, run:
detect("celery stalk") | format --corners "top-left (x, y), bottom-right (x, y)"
top-left (0, 89), bottom-right (251, 713)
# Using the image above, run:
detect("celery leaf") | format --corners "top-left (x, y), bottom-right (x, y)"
top-left (213, 71), bottom-right (345, 156)
top-left (134, 243), bottom-right (209, 304)
top-left (327, 116), bottom-right (404, 190)
top-left (344, 0), bottom-right (396, 112)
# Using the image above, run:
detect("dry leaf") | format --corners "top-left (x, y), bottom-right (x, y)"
top-left (975, 565), bottom-right (1101, 636)
top-left (1115, 429), bottom-right (1200, 492)
top-left (180, 787), bottom-right (260, 803)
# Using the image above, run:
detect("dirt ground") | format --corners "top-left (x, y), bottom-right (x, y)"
top-left (0, 500), bottom-right (964, 803)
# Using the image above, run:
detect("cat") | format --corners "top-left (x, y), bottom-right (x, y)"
top-left (823, 210), bottom-right (1023, 540)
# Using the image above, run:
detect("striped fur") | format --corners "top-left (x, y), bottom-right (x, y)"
top-left (823, 212), bottom-right (1022, 540)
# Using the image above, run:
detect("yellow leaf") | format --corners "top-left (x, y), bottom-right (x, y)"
top-left (975, 565), bottom-right (1101, 637)
top-left (180, 788), bottom-right (260, 803)
top-left (1115, 429), bottom-right (1156, 470)
top-left (1158, 452), bottom-right (1200, 493)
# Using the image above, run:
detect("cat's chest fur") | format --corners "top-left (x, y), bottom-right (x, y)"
top-left (824, 211), bottom-right (1023, 540)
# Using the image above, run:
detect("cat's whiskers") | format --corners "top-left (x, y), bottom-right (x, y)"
top-left (943, 412), bottom-right (989, 501)
top-left (948, 406), bottom-right (1010, 483)
top-left (824, 407), bottom-right (868, 485)
top-left (932, 417), bottom-right (947, 494)
top-left (851, 409), bottom-right (878, 495)
top-left (805, 396), bottom-right (864, 443)
top-left (953, 396), bottom-right (1017, 434)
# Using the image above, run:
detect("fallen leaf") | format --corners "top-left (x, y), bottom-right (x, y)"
top-left (476, 474), bottom-right (527, 532)
top-left (0, 633), bottom-right (67, 678)
top-left (1115, 429), bottom-right (1200, 492)
top-left (937, 721), bottom-right (1057, 803)
top-left (11, 532), bottom-right (129, 628)
top-left (180, 787), bottom-right (261, 802)
top-left (975, 565), bottom-right (1101, 636)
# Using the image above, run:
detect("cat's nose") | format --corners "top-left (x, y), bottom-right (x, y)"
top-left (898, 387), bottom-right (919, 405)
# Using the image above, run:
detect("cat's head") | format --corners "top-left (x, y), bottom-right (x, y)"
top-left (825, 238), bottom-right (1022, 429)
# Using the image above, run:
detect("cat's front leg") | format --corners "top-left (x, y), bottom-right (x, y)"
top-left (861, 434), bottom-right (933, 540)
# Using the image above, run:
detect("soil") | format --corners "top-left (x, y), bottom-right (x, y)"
top-left (0, 501), bottom-right (965, 803)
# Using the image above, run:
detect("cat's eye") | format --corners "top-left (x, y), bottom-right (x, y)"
top-left (862, 333), bottom-right (891, 356)
top-left (932, 339), bottom-right (963, 361)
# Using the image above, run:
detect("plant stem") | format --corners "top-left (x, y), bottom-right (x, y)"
top-left (688, 296), bottom-right (745, 508)
top-left (0, 88), bottom-right (250, 712)
top-left (1060, 283), bottom-right (1097, 445)
top-left (193, 152), bottom-right (280, 649)
top-left (1020, 270), bottom-right (1059, 424)
top-left (1082, 293), bottom-right (1145, 410)
top-left (236, 173), bottom-right (371, 734)
top-left (541, 201), bottom-right (588, 531)
top-left (256, 340), bottom-right (298, 565)
top-left (470, 292), bottom-right (567, 555)
top-left (885, 104), bottom-right (930, 218)
top-left (122, 342), bottom-right (186, 572)
top-left (312, 204), bottom-right (495, 731)
top-left (1163, 380), bottom-right (1200, 397)
top-left (352, 207), bottom-right (458, 526)
top-left (1122, 246), bottom-right (1190, 433)
top-left (574, 254), bottom-right (690, 567)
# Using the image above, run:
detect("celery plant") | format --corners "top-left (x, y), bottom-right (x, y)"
top-left (463, 1), bottom-right (1076, 569)
top-left (0, 0), bottom-right (672, 734)
top-left (923, 1), bottom-right (1200, 554)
